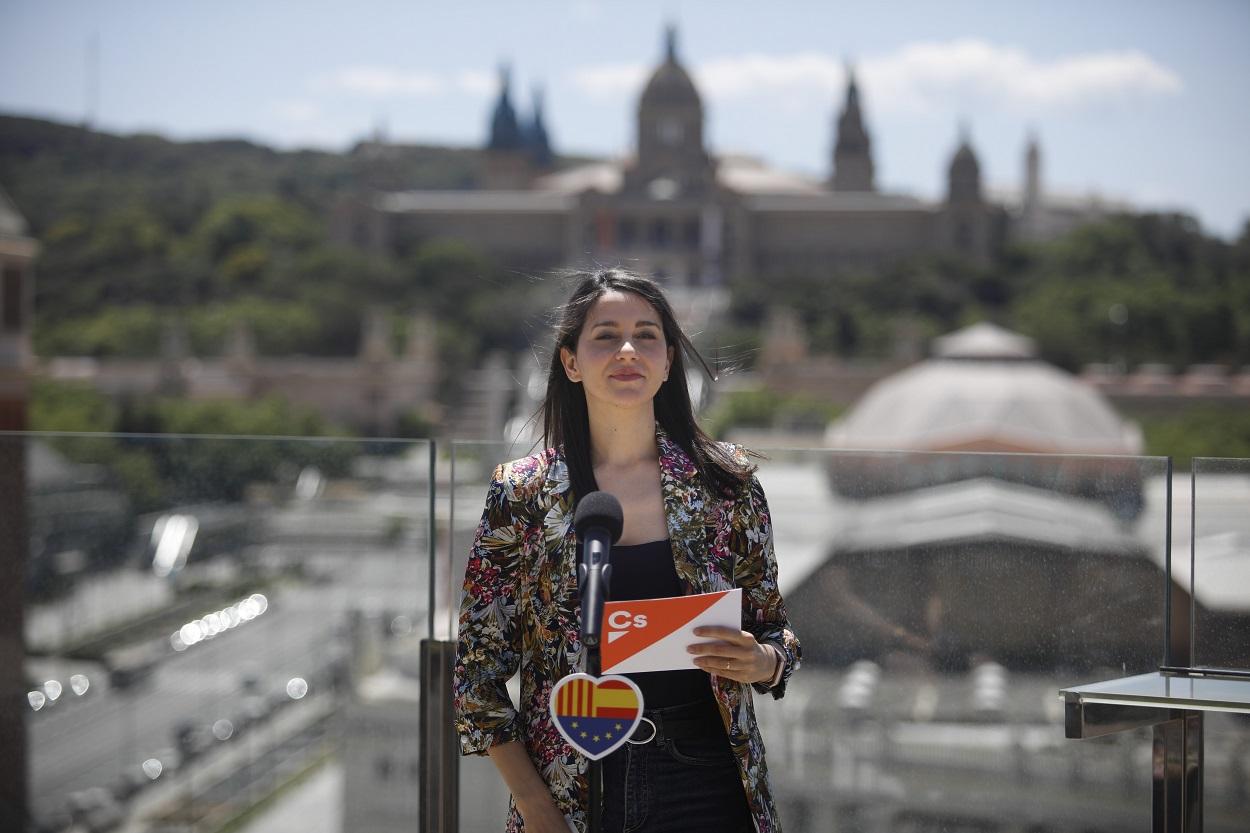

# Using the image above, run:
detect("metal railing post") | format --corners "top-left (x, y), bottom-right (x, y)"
top-left (420, 439), bottom-right (459, 832)
top-left (419, 638), bottom-right (459, 833)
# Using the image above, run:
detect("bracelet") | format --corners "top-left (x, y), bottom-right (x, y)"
top-left (764, 644), bottom-right (784, 687)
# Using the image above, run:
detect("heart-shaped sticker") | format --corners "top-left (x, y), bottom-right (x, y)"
top-left (549, 673), bottom-right (644, 761)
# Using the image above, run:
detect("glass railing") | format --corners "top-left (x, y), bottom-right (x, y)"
top-left (442, 442), bottom-right (1250, 832)
top-left (11, 431), bottom-right (433, 833)
top-left (1188, 456), bottom-right (1250, 827)
top-left (1190, 457), bottom-right (1250, 674)
top-left (758, 447), bottom-right (1170, 833)
top-left (11, 430), bottom-right (1248, 832)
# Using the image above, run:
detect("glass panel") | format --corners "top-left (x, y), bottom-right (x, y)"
top-left (1191, 456), bottom-right (1250, 672)
top-left (12, 431), bottom-right (431, 832)
top-left (1064, 670), bottom-right (1250, 712)
top-left (761, 447), bottom-right (1171, 832)
top-left (441, 439), bottom-right (535, 642)
top-left (1191, 459), bottom-right (1250, 831)
top-left (448, 442), bottom-right (1199, 831)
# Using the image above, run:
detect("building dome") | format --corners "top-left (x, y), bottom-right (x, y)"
top-left (949, 143), bottom-right (979, 178)
top-left (826, 322), bottom-right (1142, 454)
top-left (639, 25), bottom-right (701, 109)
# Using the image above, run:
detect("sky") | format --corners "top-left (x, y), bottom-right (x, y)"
top-left (2, 0), bottom-right (1248, 239)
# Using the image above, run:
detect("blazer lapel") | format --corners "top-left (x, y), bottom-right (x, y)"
top-left (657, 429), bottom-right (729, 594)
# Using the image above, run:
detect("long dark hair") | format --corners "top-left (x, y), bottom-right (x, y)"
top-left (542, 269), bottom-right (754, 501)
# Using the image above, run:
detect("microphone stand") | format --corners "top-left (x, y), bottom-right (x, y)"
top-left (579, 536), bottom-right (610, 833)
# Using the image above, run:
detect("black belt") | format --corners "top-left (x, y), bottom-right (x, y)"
top-left (628, 702), bottom-right (725, 745)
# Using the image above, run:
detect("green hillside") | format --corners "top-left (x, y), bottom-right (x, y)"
top-left (3, 113), bottom-right (1248, 373)
top-left (0, 114), bottom-right (481, 235)
top-left (0, 114), bottom-right (550, 364)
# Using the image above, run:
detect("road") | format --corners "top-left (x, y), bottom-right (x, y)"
top-left (27, 491), bottom-right (428, 827)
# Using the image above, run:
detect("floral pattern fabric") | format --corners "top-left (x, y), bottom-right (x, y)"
top-left (454, 429), bottom-right (801, 832)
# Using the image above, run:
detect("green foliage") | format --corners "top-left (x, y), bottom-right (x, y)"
top-left (188, 298), bottom-right (323, 355)
top-left (29, 378), bottom-right (118, 432)
top-left (1, 115), bottom-right (577, 412)
top-left (728, 256), bottom-right (995, 361)
top-left (36, 305), bottom-right (164, 357)
top-left (1138, 406), bottom-right (1250, 470)
top-left (401, 239), bottom-right (553, 400)
top-left (728, 213), bottom-right (1249, 370)
top-left (703, 388), bottom-right (844, 439)
top-left (127, 395), bottom-right (332, 438)
top-left (1006, 215), bottom-right (1247, 369)
top-left (29, 380), bottom-right (164, 511)
top-left (135, 398), bottom-right (355, 504)
top-left (394, 408), bottom-right (437, 439)
top-left (29, 380), bottom-right (356, 508)
top-left (194, 196), bottom-right (320, 262)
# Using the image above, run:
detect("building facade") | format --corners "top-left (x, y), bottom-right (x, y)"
top-left (44, 310), bottom-right (439, 434)
top-left (362, 26), bottom-right (1116, 287)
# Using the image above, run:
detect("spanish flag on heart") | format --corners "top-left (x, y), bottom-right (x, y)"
top-left (549, 673), bottom-right (644, 760)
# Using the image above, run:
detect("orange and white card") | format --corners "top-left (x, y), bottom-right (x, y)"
top-left (599, 588), bottom-right (741, 674)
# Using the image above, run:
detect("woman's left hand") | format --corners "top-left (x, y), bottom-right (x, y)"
top-left (688, 626), bottom-right (778, 685)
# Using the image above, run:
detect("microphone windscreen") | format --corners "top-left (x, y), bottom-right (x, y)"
top-left (574, 491), bottom-right (624, 544)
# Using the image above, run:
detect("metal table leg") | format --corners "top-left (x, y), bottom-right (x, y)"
top-left (1153, 711), bottom-right (1202, 833)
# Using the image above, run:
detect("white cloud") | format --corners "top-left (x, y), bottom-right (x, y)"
top-left (275, 100), bottom-right (324, 123)
top-left (571, 63), bottom-right (649, 100)
top-left (862, 39), bottom-right (1182, 115)
top-left (568, 39), bottom-right (1181, 116)
top-left (318, 67), bottom-right (498, 99)
top-left (695, 52), bottom-right (843, 100)
top-left (456, 70), bottom-right (496, 97)
top-left (326, 66), bottom-right (445, 97)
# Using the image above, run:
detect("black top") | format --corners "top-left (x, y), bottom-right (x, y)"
top-left (608, 539), bottom-right (716, 710)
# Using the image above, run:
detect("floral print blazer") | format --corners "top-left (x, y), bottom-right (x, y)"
top-left (454, 428), bottom-right (801, 833)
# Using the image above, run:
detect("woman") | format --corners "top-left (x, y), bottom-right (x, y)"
top-left (454, 269), bottom-right (800, 833)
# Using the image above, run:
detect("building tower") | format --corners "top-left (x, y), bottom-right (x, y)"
top-left (943, 125), bottom-right (992, 261)
top-left (483, 65), bottom-right (532, 189)
top-left (524, 86), bottom-right (554, 169)
top-left (624, 24), bottom-right (714, 197)
top-left (947, 124), bottom-right (983, 205)
top-left (486, 65), bottom-right (524, 152)
top-left (1023, 130), bottom-right (1041, 215)
top-left (831, 66), bottom-right (875, 192)
top-left (1017, 130), bottom-right (1045, 241)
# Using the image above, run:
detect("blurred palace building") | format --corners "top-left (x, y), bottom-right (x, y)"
top-left (338, 25), bottom-right (1121, 285)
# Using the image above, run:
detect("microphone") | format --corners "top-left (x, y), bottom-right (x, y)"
top-left (574, 491), bottom-right (623, 649)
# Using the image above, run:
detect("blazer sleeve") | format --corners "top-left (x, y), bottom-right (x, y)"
top-left (453, 465), bottom-right (528, 754)
top-left (731, 473), bottom-right (802, 699)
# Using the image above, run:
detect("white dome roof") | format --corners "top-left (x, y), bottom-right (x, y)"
top-left (931, 321), bottom-right (1035, 359)
top-left (826, 323), bottom-right (1142, 455)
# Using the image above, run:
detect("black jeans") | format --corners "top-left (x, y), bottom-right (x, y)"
top-left (600, 701), bottom-right (753, 833)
